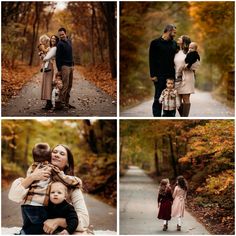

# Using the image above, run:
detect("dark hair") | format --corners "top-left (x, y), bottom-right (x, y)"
top-left (166, 78), bottom-right (174, 82)
top-left (32, 143), bottom-right (51, 162)
top-left (58, 27), bottom-right (66, 34)
top-left (177, 175), bottom-right (188, 191)
top-left (164, 24), bottom-right (176, 33)
top-left (50, 35), bottom-right (59, 47)
top-left (181, 35), bottom-right (191, 54)
top-left (52, 144), bottom-right (74, 175)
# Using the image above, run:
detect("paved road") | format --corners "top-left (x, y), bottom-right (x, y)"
top-left (2, 188), bottom-right (116, 232)
top-left (120, 90), bottom-right (234, 117)
top-left (2, 70), bottom-right (116, 117)
top-left (120, 166), bottom-right (210, 235)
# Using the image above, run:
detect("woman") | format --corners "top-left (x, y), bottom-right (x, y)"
top-left (41, 35), bottom-right (59, 110)
top-left (174, 35), bottom-right (200, 117)
top-left (8, 144), bottom-right (89, 234)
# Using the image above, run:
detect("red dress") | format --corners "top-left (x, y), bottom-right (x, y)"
top-left (157, 187), bottom-right (173, 220)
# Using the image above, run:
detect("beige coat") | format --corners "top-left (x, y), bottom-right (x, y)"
top-left (174, 50), bottom-right (200, 95)
top-left (171, 186), bottom-right (187, 218)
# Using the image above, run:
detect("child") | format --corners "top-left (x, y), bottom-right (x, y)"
top-left (157, 179), bottom-right (173, 231)
top-left (48, 182), bottom-right (79, 235)
top-left (175, 42), bottom-right (200, 84)
top-left (38, 34), bottom-right (51, 72)
top-left (159, 78), bottom-right (180, 117)
top-left (20, 143), bottom-right (82, 234)
top-left (171, 176), bottom-right (188, 231)
top-left (52, 73), bottom-right (63, 110)
top-left (185, 42), bottom-right (200, 70)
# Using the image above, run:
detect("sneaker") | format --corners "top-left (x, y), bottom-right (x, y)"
top-left (177, 224), bottom-right (181, 231)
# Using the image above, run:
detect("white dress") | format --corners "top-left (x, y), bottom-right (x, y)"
top-left (174, 50), bottom-right (199, 95)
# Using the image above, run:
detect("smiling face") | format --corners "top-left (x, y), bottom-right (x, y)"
top-left (51, 145), bottom-right (68, 170)
top-left (50, 182), bottom-right (67, 204)
top-left (58, 30), bottom-right (67, 41)
top-left (50, 36), bottom-right (57, 47)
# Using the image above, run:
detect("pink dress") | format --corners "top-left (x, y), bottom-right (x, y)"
top-left (171, 186), bottom-right (187, 217)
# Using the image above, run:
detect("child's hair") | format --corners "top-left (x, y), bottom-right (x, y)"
top-left (190, 42), bottom-right (198, 51)
top-left (55, 72), bottom-right (62, 80)
top-left (39, 34), bottom-right (50, 45)
top-left (32, 143), bottom-right (51, 162)
top-left (177, 175), bottom-right (188, 191)
top-left (159, 178), bottom-right (170, 195)
top-left (50, 181), bottom-right (68, 198)
top-left (166, 78), bottom-right (174, 83)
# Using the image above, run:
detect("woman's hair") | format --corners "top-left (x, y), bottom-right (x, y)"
top-left (181, 35), bottom-right (191, 54)
top-left (50, 35), bottom-right (59, 47)
top-left (177, 175), bottom-right (188, 191)
top-left (159, 178), bottom-right (170, 195)
top-left (52, 144), bottom-right (75, 176)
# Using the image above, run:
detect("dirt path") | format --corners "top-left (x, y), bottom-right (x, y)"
top-left (120, 166), bottom-right (210, 235)
top-left (2, 187), bottom-right (116, 232)
top-left (120, 89), bottom-right (234, 117)
top-left (2, 69), bottom-right (116, 117)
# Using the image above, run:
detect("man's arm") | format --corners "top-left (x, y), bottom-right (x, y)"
top-left (56, 42), bottom-right (63, 72)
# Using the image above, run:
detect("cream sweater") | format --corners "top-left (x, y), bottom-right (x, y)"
top-left (8, 178), bottom-right (90, 232)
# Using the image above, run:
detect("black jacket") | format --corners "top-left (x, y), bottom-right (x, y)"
top-left (48, 200), bottom-right (78, 234)
top-left (56, 39), bottom-right (74, 71)
top-left (149, 37), bottom-right (177, 78)
top-left (185, 51), bottom-right (200, 69)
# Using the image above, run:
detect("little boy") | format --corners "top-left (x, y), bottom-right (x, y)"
top-left (185, 42), bottom-right (200, 69)
top-left (20, 143), bottom-right (82, 234)
top-left (48, 182), bottom-right (79, 234)
top-left (38, 34), bottom-right (51, 73)
top-left (52, 73), bottom-right (63, 110)
top-left (159, 78), bottom-right (180, 117)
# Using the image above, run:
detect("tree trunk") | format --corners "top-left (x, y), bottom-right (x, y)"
top-left (168, 134), bottom-right (178, 177)
top-left (154, 138), bottom-right (160, 176)
top-left (90, 4), bottom-right (96, 65)
top-left (83, 120), bottom-right (98, 154)
top-left (23, 132), bottom-right (30, 170)
top-left (100, 2), bottom-right (116, 78)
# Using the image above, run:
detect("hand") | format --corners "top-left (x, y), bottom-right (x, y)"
top-left (150, 76), bottom-right (158, 82)
top-left (59, 229), bottom-right (69, 235)
top-left (43, 219), bottom-right (60, 234)
top-left (30, 165), bottom-right (51, 181)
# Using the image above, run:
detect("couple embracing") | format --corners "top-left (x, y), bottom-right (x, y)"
top-left (149, 24), bottom-right (200, 117)
top-left (38, 27), bottom-right (75, 111)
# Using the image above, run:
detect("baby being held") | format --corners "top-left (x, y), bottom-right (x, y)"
top-left (185, 42), bottom-right (200, 69)
top-left (38, 34), bottom-right (51, 73)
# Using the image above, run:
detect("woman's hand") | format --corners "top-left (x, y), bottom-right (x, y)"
top-left (43, 218), bottom-right (67, 234)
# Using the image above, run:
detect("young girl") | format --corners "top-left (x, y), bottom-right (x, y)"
top-left (171, 175), bottom-right (188, 231)
top-left (38, 34), bottom-right (50, 72)
top-left (157, 178), bottom-right (173, 231)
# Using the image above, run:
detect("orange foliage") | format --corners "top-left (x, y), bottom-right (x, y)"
top-left (78, 64), bottom-right (117, 99)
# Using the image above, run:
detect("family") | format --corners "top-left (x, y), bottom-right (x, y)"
top-left (149, 24), bottom-right (200, 117)
top-left (38, 27), bottom-right (75, 111)
top-left (8, 143), bottom-right (89, 235)
top-left (157, 176), bottom-right (188, 231)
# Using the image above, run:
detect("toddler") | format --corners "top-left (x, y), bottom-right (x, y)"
top-left (38, 34), bottom-right (51, 72)
top-left (159, 78), bottom-right (180, 117)
top-left (185, 42), bottom-right (200, 69)
top-left (52, 73), bottom-right (63, 110)
top-left (48, 182), bottom-right (79, 235)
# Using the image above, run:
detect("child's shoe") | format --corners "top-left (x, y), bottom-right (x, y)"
top-left (163, 224), bottom-right (168, 231)
top-left (177, 224), bottom-right (181, 231)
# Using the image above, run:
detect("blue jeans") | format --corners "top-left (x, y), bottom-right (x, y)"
top-left (21, 205), bottom-right (48, 235)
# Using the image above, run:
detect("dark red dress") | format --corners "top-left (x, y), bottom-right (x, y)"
top-left (157, 187), bottom-right (173, 220)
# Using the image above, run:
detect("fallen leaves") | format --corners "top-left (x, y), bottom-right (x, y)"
top-left (77, 63), bottom-right (117, 99)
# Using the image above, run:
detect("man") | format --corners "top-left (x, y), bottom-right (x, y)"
top-left (149, 24), bottom-right (177, 117)
top-left (56, 27), bottom-right (75, 109)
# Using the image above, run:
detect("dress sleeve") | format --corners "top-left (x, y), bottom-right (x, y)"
top-left (172, 186), bottom-right (178, 199)
top-left (71, 189), bottom-right (90, 231)
top-left (43, 47), bottom-right (57, 61)
top-left (8, 178), bottom-right (29, 203)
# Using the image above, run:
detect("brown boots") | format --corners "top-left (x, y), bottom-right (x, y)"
top-left (163, 224), bottom-right (168, 231)
top-left (178, 103), bottom-right (191, 117)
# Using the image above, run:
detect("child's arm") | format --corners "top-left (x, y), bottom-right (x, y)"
top-left (159, 91), bottom-right (165, 104)
top-left (64, 205), bottom-right (79, 234)
top-left (38, 44), bottom-right (49, 53)
top-left (50, 164), bottom-right (82, 188)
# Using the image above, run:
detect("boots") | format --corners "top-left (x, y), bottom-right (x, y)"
top-left (163, 224), bottom-right (168, 231)
top-left (178, 103), bottom-right (183, 117)
top-left (42, 100), bottom-right (53, 110)
top-left (177, 224), bottom-right (181, 231)
top-left (182, 103), bottom-right (191, 117)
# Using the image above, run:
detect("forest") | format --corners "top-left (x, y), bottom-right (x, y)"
top-left (120, 2), bottom-right (234, 109)
top-left (120, 120), bottom-right (234, 234)
top-left (2, 2), bottom-right (116, 104)
top-left (2, 120), bottom-right (117, 206)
